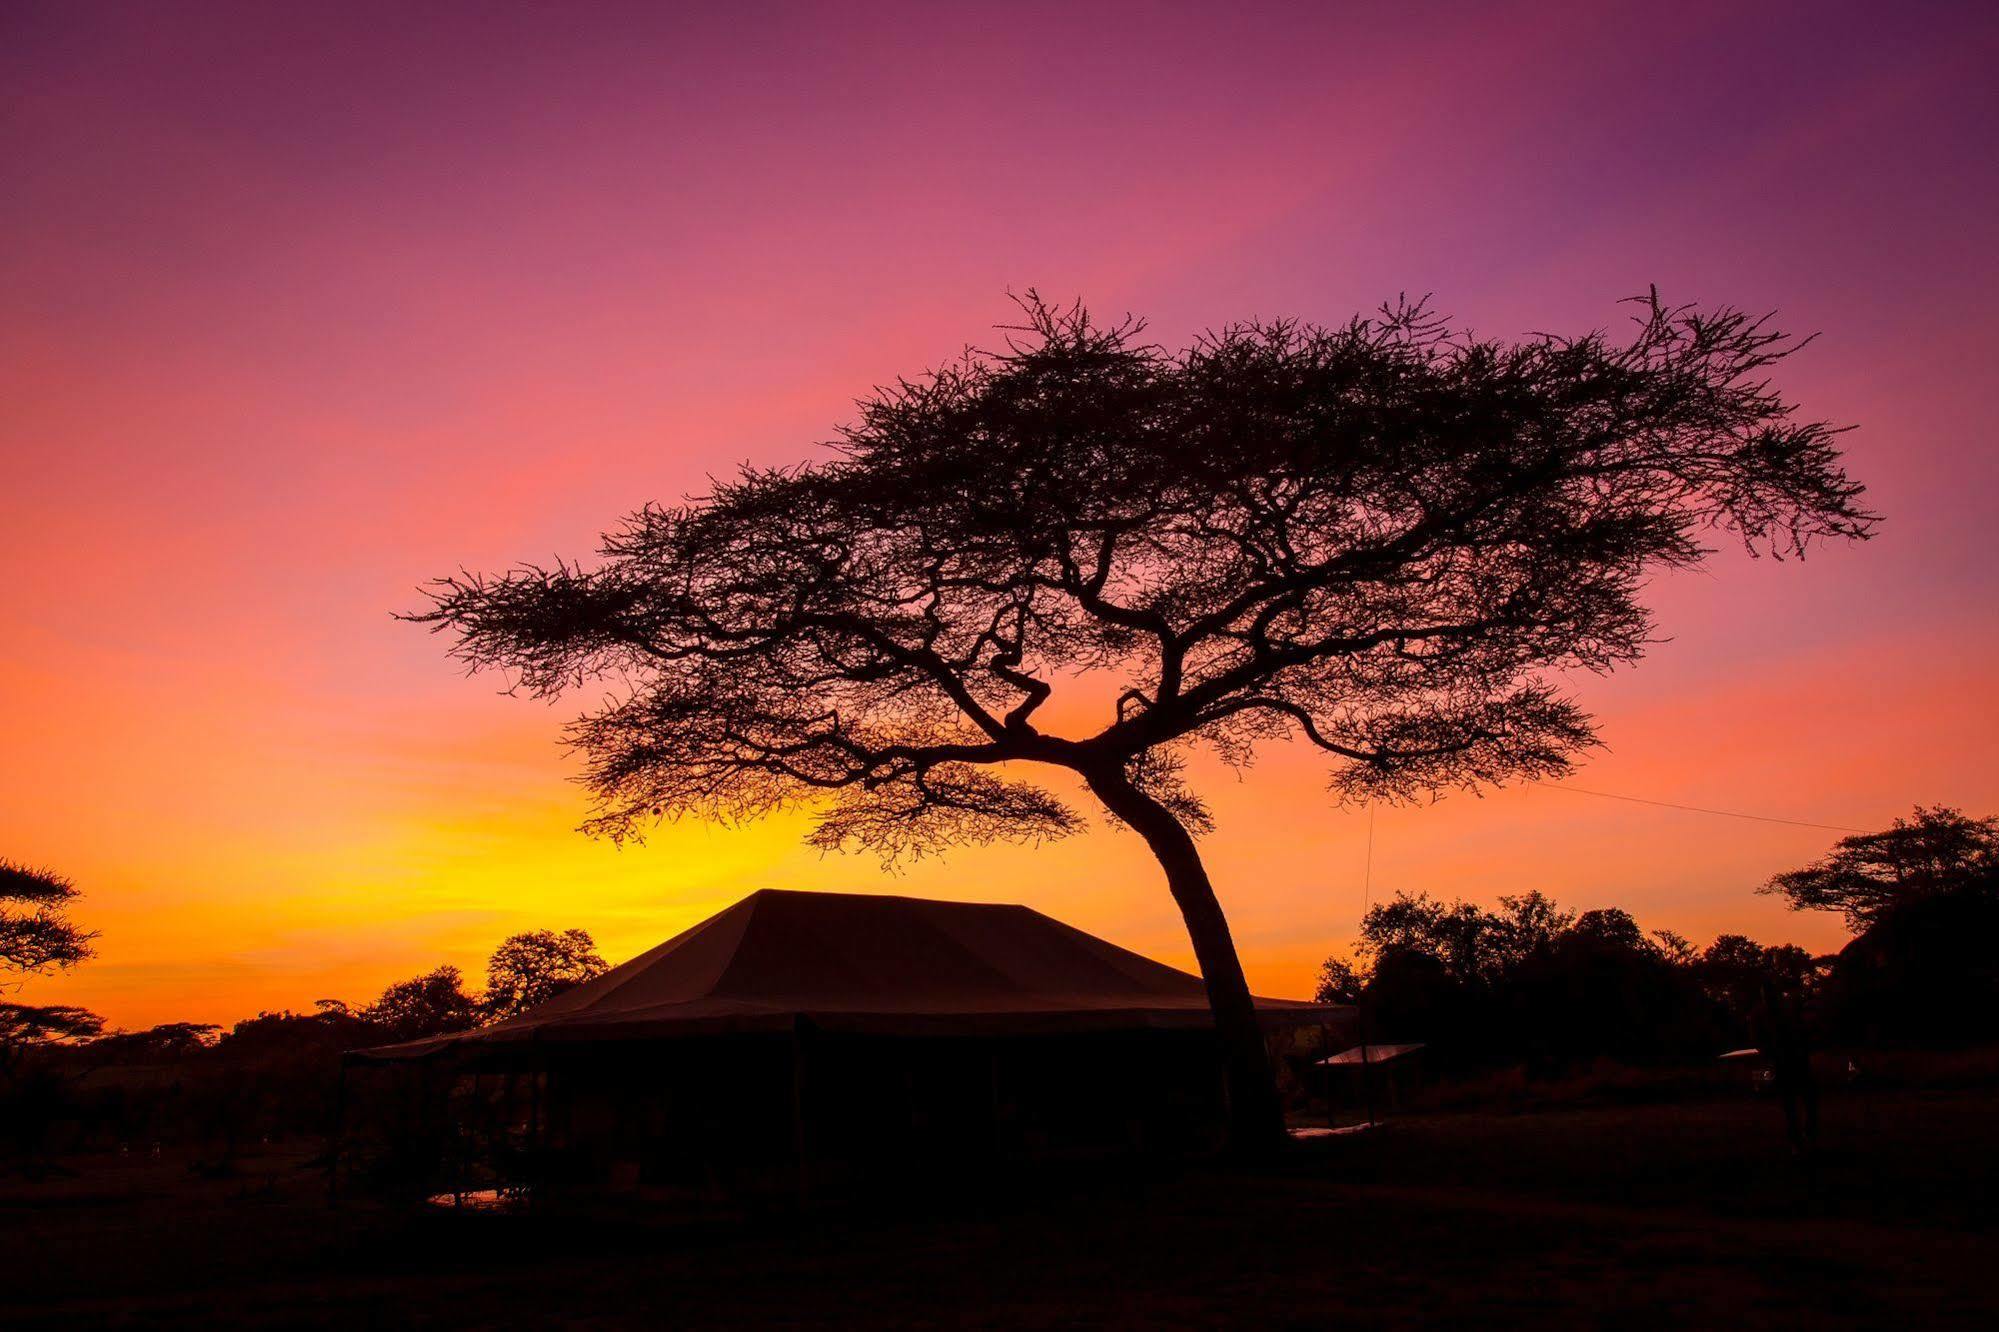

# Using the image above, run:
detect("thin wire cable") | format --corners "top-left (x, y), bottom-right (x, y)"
top-left (1529, 780), bottom-right (1865, 833)
top-left (1361, 803), bottom-right (1375, 919)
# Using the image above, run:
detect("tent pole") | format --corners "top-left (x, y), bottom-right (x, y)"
top-left (1318, 1022), bottom-right (1331, 1128)
top-left (327, 1059), bottom-right (347, 1207)
top-left (790, 1021), bottom-right (809, 1207)
top-left (1359, 998), bottom-right (1378, 1130)
top-left (988, 1043), bottom-right (1002, 1161)
top-left (527, 1059), bottom-right (543, 1213)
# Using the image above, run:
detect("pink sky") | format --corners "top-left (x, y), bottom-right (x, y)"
top-left (4, 1), bottom-right (1996, 1027)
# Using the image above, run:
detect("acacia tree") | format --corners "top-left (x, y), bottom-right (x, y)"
top-left (1761, 805), bottom-right (1998, 929)
top-left (1, 860), bottom-right (95, 975)
top-left (412, 293), bottom-right (1869, 1148)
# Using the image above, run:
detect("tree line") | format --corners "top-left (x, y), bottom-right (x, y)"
top-left (4, 804), bottom-right (1993, 1164)
top-left (1314, 806), bottom-right (1999, 1062)
top-left (3, 924), bottom-right (610, 1065)
top-left (0, 896), bottom-right (610, 1168)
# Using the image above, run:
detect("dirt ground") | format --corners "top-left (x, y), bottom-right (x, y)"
top-left (3, 1086), bottom-right (1994, 1329)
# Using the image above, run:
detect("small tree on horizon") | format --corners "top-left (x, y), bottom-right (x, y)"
top-left (361, 965), bottom-right (479, 1042)
top-left (411, 292), bottom-right (1869, 1148)
top-left (0, 1002), bottom-right (106, 1081)
top-left (483, 928), bottom-right (608, 1022)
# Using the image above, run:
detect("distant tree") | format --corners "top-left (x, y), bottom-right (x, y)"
top-left (361, 966), bottom-right (479, 1042)
top-left (483, 928), bottom-right (608, 1021)
top-left (412, 293), bottom-right (1870, 1147)
top-left (1352, 893), bottom-right (1501, 985)
top-left (0, 1002), bottom-right (104, 1082)
top-left (1322, 892), bottom-right (1780, 1058)
top-left (85, 1021), bottom-right (221, 1062)
top-left (0, 1002), bottom-right (104, 1049)
top-left (1569, 907), bottom-right (1647, 950)
top-left (1761, 806), bottom-right (1999, 929)
top-left (1353, 890), bottom-right (1574, 988)
top-left (1696, 934), bottom-right (1816, 1011)
top-left (1649, 929), bottom-right (1700, 967)
top-left (218, 1008), bottom-right (382, 1060)
top-left (1313, 956), bottom-right (1364, 1005)
top-left (0, 860), bottom-right (95, 974)
top-left (1492, 892), bottom-right (1578, 970)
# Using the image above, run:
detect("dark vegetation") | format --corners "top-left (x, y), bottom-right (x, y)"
top-left (408, 292), bottom-right (1871, 1147)
top-left (0, 922), bottom-right (605, 1172)
top-left (1316, 892), bottom-right (1814, 1066)
top-left (1317, 806), bottom-right (1999, 1072)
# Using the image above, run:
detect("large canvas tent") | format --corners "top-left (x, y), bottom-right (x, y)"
top-left (358, 888), bottom-right (1343, 1053)
top-left (345, 890), bottom-right (1351, 1198)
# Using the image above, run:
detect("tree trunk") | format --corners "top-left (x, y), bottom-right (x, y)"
top-left (1083, 767), bottom-right (1288, 1155)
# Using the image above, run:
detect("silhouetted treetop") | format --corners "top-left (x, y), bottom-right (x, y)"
top-left (1319, 890), bottom-right (1819, 1058)
top-left (1761, 805), bottom-right (1998, 929)
top-left (483, 928), bottom-right (608, 1021)
top-left (361, 965), bottom-right (479, 1042)
top-left (414, 293), bottom-right (1870, 856)
top-left (0, 1001), bottom-right (104, 1049)
top-left (1354, 889), bottom-right (1576, 987)
top-left (1, 859), bottom-right (96, 973)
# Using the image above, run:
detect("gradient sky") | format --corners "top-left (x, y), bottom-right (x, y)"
top-left (5, 1), bottom-right (1996, 1029)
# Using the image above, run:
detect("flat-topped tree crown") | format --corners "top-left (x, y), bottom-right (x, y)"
top-left (411, 291), bottom-right (1871, 1148)
top-left (1, 859), bottom-right (96, 974)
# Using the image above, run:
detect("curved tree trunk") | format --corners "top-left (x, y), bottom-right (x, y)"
top-left (1083, 767), bottom-right (1288, 1155)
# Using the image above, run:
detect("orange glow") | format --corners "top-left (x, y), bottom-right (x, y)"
top-left (5, 3), bottom-right (1997, 1028)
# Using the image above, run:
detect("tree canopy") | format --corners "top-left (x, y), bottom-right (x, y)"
top-left (360, 965), bottom-right (479, 1042)
top-left (414, 293), bottom-right (1868, 856)
top-left (1761, 806), bottom-right (1998, 929)
top-left (0, 1001), bottom-right (105, 1052)
top-left (483, 928), bottom-right (608, 1021)
top-left (1319, 889), bottom-right (1815, 1060)
top-left (1, 860), bottom-right (96, 974)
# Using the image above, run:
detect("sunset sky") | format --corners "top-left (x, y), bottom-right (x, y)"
top-left (5, 1), bottom-right (1996, 1030)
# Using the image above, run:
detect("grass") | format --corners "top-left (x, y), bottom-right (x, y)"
top-left (2, 1083), bottom-right (1993, 1328)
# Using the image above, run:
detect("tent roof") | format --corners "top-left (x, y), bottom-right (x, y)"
top-left (355, 889), bottom-right (1347, 1060)
top-left (1318, 1042), bottom-right (1425, 1066)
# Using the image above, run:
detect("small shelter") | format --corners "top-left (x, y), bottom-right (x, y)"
top-left (1302, 1041), bottom-right (1429, 1128)
top-left (1318, 1042), bottom-right (1425, 1067)
top-left (345, 889), bottom-right (1350, 1199)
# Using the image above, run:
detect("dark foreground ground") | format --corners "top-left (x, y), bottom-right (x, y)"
top-left (4, 1087), bottom-right (1995, 1329)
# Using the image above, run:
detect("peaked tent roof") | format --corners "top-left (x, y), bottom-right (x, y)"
top-left (355, 889), bottom-right (1348, 1059)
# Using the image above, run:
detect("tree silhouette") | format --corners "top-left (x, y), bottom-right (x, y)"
top-left (0, 1002), bottom-right (104, 1048)
top-left (483, 928), bottom-right (608, 1021)
top-left (0, 860), bottom-right (95, 974)
top-left (412, 293), bottom-right (1870, 1147)
top-left (1761, 806), bottom-right (1998, 929)
top-left (1351, 890), bottom-right (1575, 988)
top-left (1318, 891), bottom-right (1805, 1059)
top-left (1313, 957), bottom-right (1364, 1005)
top-left (360, 965), bottom-right (479, 1042)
